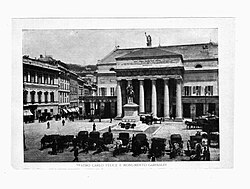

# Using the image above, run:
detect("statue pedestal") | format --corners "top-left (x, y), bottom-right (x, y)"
top-left (113, 102), bottom-right (149, 132)
top-left (122, 102), bottom-right (140, 122)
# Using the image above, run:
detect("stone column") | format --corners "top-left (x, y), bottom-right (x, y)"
top-left (139, 79), bottom-right (145, 114)
top-left (116, 79), bottom-right (122, 119)
top-left (163, 78), bottom-right (170, 120)
top-left (151, 78), bottom-right (157, 117)
top-left (175, 78), bottom-right (183, 121)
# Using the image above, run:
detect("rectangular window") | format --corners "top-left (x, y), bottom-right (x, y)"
top-left (110, 87), bottom-right (115, 96)
top-left (205, 86), bottom-right (213, 96)
top-left (23, 91), bottom-right (28, 104)
top-left (50, 76), bottom-right (54, 85)
top-left (44, 74), bottom-right (48, 84)
top-left (100, 87), bottom-right (107, 96)
top-left (194, 86), bottom-right (201, 96)
top-left (38, 74), bottom-right (42, 84)
top-left (193, 86), bottom-right (196, 95)
top-left (184, 86), bottom-right (191, 96)
top-left (23, 72), bottom-right (28, 82)
top-left (30, 72), bottom-right (35, 83)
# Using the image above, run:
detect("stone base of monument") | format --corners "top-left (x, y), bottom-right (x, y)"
top-left (112, 121), bottom-right (149, 133)
top-left (112, 102), bottom-right (149, 132)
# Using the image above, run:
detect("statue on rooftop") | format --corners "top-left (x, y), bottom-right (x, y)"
top-left (145, 32), bottom-right (152, 47)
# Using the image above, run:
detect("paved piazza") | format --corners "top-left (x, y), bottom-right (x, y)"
top-left (24, 119), bottom-right (220, 162)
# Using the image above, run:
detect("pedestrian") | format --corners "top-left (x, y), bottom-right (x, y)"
top-left (62, 119), bottom-right (65, 126)
top-left (73, 146), bottom-right (79, 162)
top-left (108, 126), bottom-right (112, 133)
top-left (150, 154), bottom-right (156, 162)
top-left (99, 115), bottom-right (101, 122)
top-left (47, 121), bottom-right (50, 129)
top-left (110, 117), bottom-right (112, 123)
top-left (202, 146), bottom-right (210, 161)
top-left (93, 123), bottom-right (96, 131)
top-left (51, 139), bottom-right (57, 155)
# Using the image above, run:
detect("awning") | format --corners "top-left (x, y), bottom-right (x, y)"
top-left (23, 110), bottom-right (33, 116)
top-left (67, 109), bottom-right (72, 113)
top-left (71, 108), bottom-right (77, 112)
top-left (62, 109), bottom-right (68, 113)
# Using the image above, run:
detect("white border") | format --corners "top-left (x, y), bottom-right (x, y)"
top-left (12, 18), bottom-right (234, 169)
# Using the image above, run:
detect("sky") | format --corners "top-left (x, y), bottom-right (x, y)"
top-left (23, 28), bottom-right (217, 66)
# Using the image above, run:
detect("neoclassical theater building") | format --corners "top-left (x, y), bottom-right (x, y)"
top-left (96, 41), bottom-right (218, 121)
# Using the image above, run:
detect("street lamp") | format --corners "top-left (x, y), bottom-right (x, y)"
top-left (204, 87), bottom-right (208, 116)
top-left (89, 87), bottom-right (95, 122)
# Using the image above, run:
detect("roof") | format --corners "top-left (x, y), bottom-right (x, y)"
top-left (98, 42), bottom-right (218, 64)
top-left (116, 48), bottom-right (182, 60)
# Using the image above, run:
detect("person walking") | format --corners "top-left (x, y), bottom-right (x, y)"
top-left (108, 126), bottom-right (112, 133)
top-left (62, 119), bottom-right (65, 126)
top-left (73, 146), bottom-right (79, 162)
top-left (47, 121), bottom-right (50, 129)
top-left (93, 123), bottom-right (96, 131)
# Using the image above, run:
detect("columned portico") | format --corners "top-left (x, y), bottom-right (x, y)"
top-left (175, 78), bottom-right (183, 121)
top-left (139, 79), bottom-right (145, 114)
top-left (163, 78), bottom-right (170, 120)
top-left (151, 78), bottom-right (157, 117)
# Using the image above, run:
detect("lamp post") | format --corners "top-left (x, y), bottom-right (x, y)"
top-left (89, 87), bottom-right (95, 122)
top-left (204, 87), bottom-right (208, 116)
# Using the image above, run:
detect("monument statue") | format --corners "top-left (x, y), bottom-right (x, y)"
top-left (145, 32), bottom-right (152, 47)
top-left (126, 84), bottom-right (134, 103)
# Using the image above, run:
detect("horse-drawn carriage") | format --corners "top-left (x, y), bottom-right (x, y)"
top-left (40, 134), bottom-right (74, 153)
top-left (169, 134), bottom-right (184, 158)
top-left (148, 137), bottom-right (166, 158)
top-left (113, 132), bottom-right (131, 156)
top-left (140, 114), bottom-right (162, 125)
top-left (185, 131), bottom-right (210, 161)
top-left (131, 133), bottom-right (149, 156)
top-left (102, 131), bottom-right (113, 144)
top-left (76, 131), bottom-right (89, 148)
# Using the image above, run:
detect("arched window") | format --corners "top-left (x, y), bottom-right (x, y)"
top-left (195, 64), bottom-right (202, 68)
top-left (38, 91), bottom-right (42, 103)
top-left (44, 91), bottom-right (48, 103)
top-left (23, 90), bottom-right (28, 104)
top-left (50, 92), bottom-right (54, 102)
top-left (30, 91), bottom-right (35, 104)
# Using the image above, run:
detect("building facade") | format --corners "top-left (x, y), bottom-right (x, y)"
top-left (23, 55), bottom-right (59, 120)
top-left (23, 55), bottom-right (91, 121)
top-left (58, 63), bottom-right (70, 115)
top-left (97, 42), bottom-right (219, 120)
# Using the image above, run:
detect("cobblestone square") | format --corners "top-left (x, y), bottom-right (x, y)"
top-left (24, 119), bottom-right (219, 162)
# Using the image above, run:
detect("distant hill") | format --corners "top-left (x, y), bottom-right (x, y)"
top-left (67, 64), bottom-right (97, 76)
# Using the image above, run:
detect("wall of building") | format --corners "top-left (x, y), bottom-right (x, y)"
top-left (97, 74), bottom-right (117, 96)
top-left (183, 71), bottom-right (218, 96)
top-left (23, 59), bottom-right (60, 119)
